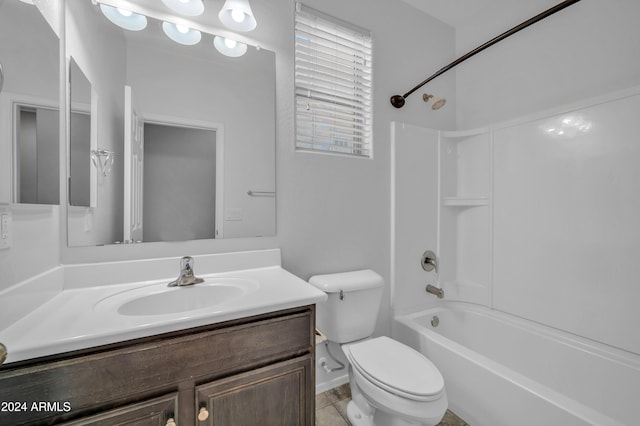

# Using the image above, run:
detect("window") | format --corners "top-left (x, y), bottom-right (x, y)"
top-left (294, 3), bottom-right (373, 158)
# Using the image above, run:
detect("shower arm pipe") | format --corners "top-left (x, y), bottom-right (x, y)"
top-left (390, 0), bottom-right (582, 108)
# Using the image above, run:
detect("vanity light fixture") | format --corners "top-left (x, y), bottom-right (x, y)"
top-left (162, 22), bottom-right (202, 45)
top-left (218, 0), bottom-right (257, 32)
top-left (213, 36), bottom-right (247, 57)
top-left (161, 0), bottom-right (204, 17)
top-left (99, 4), bottom-right (147, 31)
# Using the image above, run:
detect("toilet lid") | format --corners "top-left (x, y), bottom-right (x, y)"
top-left (346, 336), bottom-right (444, 401)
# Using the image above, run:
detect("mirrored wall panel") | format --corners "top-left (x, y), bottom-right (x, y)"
top-left (0, 0), bottom-right (60, 205)
top-left (65, 0), bottom-right (276, 247)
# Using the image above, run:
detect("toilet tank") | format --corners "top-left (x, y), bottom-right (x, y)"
top-left (309, 270), bottom-right (384, 344)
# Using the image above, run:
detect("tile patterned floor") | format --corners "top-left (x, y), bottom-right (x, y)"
top-left (315, 384), bottom-right (469, 426)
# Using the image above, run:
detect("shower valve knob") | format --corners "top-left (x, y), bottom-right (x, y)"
top-left (421, 250), bottom-right (438, 273)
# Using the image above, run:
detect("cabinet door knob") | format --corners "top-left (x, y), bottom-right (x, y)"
top-left (165, 418), bottom-right (176, 426)
top-left (198, 406), bottom-right (210, 422)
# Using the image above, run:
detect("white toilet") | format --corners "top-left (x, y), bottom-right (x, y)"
top-left (309, 270), bottom-right (447, 426)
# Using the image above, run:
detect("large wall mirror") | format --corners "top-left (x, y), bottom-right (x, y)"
top-left (65, 0), bottom-right (276, 247)
top-left (0, 0), bottom-right (60, 205)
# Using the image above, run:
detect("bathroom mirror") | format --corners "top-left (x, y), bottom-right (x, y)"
top-left (69, 58), bottom-right (93, 208)
top-left (65, 0), bottom-right (275, 246)
top-left (0, 0), bottom-right (60, 205)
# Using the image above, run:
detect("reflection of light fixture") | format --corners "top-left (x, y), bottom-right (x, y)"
top-left (18, 0), bottom-right (36, 4)
top-left (214, 36), bottom-right (247, 57)
top-left (162, 22), bottom-right (202, 45)
top-left (161, 0), bottom-right (204, 17)
top-left (91, 149), bottom-right (115, 177)
top-left (543, 114), bottom-right (593, 139)
top-left (99, 4), bottom-right (147, 31)
top-left (218, 0), bottom-right (257, 32)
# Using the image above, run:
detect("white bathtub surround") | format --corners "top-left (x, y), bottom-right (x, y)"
top-left (394, 302), bottom-right (639, 426)
top-left (391, 86), bottom-right (640, 424)
top-left (0, 249), bottom-right (326, 364)
top-left (392, 86), bottom-right (640, 353)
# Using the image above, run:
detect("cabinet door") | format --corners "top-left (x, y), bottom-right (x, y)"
top-left (196, 355), bottom-right (313, 426)
top-left (61, 393), bottom-right (177, 426)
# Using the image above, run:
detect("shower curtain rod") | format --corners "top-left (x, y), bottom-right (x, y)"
top-left (390, 0), bottom-right (582, 108)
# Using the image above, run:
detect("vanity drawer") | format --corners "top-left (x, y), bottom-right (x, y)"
top-left (60, 393), bottom-right (178, 426)
top-left (0, 306), bottom-right (313, 425)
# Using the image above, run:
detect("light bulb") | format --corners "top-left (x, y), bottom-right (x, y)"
top-left (231, 9), bottom-right (245, 23)
top-left (218, 0), bottom-right (256, 32)
top-left (214, 36), bottom-right (247, 57)
top-left (162, 22), bottom-right (201, 45)
top-left (100, 4), bottom-right (147, 31)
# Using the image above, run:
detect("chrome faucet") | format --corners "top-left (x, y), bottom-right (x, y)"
top-left (168, 256), bottom-right (204, 287)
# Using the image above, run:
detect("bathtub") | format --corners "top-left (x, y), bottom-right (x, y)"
top-left (393, 302), bottom-right (640, 426)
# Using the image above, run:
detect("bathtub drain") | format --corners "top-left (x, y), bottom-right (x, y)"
top-left (431, 315), bottom-right (440, 327)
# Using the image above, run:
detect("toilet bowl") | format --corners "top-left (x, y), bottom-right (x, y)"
top-left (309, 270), bottom-right (448, 426)
top-left (342, 336), bottom-right (447, 426)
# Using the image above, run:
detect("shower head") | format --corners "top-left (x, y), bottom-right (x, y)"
top-left (423, 93), bottom-right (446, 110)
top-left (431, 97), bottom-right (446, 110)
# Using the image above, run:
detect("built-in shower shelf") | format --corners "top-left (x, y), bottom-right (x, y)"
top-left (442, 197), bottom-right (489, 207)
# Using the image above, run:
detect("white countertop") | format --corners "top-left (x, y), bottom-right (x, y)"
top-left (0, 265), bottom-right (327, 364)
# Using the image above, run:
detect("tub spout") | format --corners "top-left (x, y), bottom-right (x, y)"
top-left (426, 284), bottom-right (444, 299)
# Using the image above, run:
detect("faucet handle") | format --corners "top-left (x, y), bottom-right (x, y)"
top-left (180, 256), bottom-right (194, 268)
top-left (421, 250), bottom-right (438, 273)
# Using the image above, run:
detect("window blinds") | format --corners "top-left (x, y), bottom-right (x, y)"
top-left (295, 4), bottom-right (373, 157)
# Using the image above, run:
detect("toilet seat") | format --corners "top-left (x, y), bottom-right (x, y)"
top-left (345, 336), bottom-right (444, 402)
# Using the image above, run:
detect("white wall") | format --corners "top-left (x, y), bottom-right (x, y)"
top-left (455, 0), bottom-right (640, 129)
top-left (0, 205), bottom-right (60, 292)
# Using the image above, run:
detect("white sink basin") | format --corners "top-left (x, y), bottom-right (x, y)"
top-left (94, 278), bottom-right (259, 316)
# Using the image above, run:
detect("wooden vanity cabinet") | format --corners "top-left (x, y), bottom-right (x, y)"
top-left (0, 306), bottom-right (316, 426)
